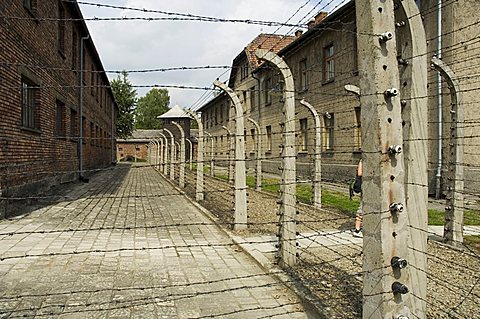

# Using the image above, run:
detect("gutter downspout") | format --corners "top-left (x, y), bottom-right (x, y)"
top-left (79, 34), bottom-right (90, 181)
top-left (435, 0), bottom-right (443, 198)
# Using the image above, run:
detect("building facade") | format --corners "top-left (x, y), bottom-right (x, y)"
top-left (198, 0), bottom-right (480, 194)
top-left (0, 0), bottom-right (117, 216)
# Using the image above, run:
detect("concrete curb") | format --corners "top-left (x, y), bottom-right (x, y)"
top-left (154, 168), bottom-right (326, 319)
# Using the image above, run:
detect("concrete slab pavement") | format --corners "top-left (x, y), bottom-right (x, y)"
top-left (0, 163), bottom-right (307, 318)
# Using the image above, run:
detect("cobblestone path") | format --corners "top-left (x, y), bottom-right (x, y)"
top-left (0, 163), bottom-right (305, 318)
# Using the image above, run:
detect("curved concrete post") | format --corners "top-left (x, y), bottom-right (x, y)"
top-left (157, 138), bottom-right (164, 171)
top-left (255, 49), bottom-right (296, 266)
top-left (204, 131), bottom-right (214, 177)
top-left (247, 118), bottom-right (262, 191)
top-left (163, 128), bottom-right (175, 181)
top-left (300, 99), bottom-right (321, 208)
top-left (222, 125), bottom-right (234, 183)
top-left (186, 138), bottom-right (193, 171)
top-left (185, 109), bottom-right (204, 201)
top-left (431, 56), bottom-right (464, 246)
top-left (148, 142), bottom-right (154, 165)
top-left (395, 2), bottom-right (429, 317)
top-left (172, 121), bottom-right (186, 188)
top-left (153, 140), bottom-right (159, 169)
top-left (158, 132), bottom-right (168, 175)
top-left (213, 80), bottom-right (247, 231)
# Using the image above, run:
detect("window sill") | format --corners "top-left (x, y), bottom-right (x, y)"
top-left (297, 150), bottom-right (308, 155)
top-left (58, 49), bottom-right (66, 60)
top-left (322, 79), bottom-right (335, 86)
top-left (322, 149), bottom-right (335, 154)
top-left (352, 149), bottom-right (362, 154)
top-left (19, 126), bottom-right (41, 135)
top-left (298, 88), bottom-right (308, 94)
top-left (24, 7), bottom-right (39, 23)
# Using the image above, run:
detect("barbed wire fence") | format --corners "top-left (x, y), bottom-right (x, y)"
top-left (1, 0), bottom-right (480, 318)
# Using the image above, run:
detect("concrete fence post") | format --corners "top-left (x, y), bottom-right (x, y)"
top-left (431, 57), bottom-right (464, 246)
top-left (213, 80), bottom-right (247, 231)
top-left (255, 49), bottom-right (297, 267)
top-left (299, 99), bottom-right (321, 208)
top-left (247, 118), bottom-right (262, 191)
top-left (159, 133), bottom-right (168, 175)
top-left (356, 1), bottom-right (425, 317)
top-left (185, 109), bottom-right (204, 201)
top-left (172, 121), bottom-right (186, 188)
top-left (222, 125), bottom-right (234, 183)
top-left (186, 138), bottom-right (193, 171)
top-left (163, 128), bottom-right (175, 181)
top-left (205, 131), bottom-right (215, 177)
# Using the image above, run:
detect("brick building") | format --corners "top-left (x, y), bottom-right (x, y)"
top-left (117, 130), bottom-right (163, 162)
top-left (197, 0), bottom-right (480, 194)
top-left (0, 0), bottom-right (117, 216)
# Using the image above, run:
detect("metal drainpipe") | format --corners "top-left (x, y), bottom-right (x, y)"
top-left (79, 34), bottom-right (90, 180)
top-left (435, 0), bottom-right (443, 198)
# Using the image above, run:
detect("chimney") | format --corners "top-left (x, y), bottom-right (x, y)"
top-left (307, 20), bottom-right (315, 29)
top-left (295, 30), bottom-right (303, 38)
top-left (314, 11), bottom-right (328, 24)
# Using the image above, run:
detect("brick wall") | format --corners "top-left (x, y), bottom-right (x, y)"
top-left (117, 142), bottom-right (149, 162)
top-left (0, 0), bottom-right (117, 215)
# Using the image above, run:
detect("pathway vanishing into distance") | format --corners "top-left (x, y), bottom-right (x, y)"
top-left (0, 163), bottom-right (306, 318)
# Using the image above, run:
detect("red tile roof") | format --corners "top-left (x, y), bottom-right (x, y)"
top-left (245, 34), bottom-right (295, 69)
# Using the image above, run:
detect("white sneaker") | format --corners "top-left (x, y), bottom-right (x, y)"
top-left (352, 229), bottom-right (363, 238)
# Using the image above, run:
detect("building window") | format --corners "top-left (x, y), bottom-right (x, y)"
top-left (21, 77), bottom-right (39, 130)
top-left (323, 44), bottom-right (335, 82)
top-left (324, 113), bottom-right (334, 150)
top-left (300, 118), bottom-right (308, 151)
top-left (82, 116), bottom-right (86, 143)
top-left (24, 0), bottom-right (37, 15)
top-left (299, 59), bottom-right (307, 91)
top-left (266, 125), bottom-right (272, 151)
top-left (55, 100), bottom-right (66, 137)
top-left (240, 64), bottom-right (248, 80)
top-left (72, 31), bottom-right (78, 71)
top-left (90, 122), bottom-right (94, 145)
top-left (95, 125), bottom-right (99, 146)
top-left (57, 1), bottom-right (66, 55)
top-left (264, 78), bottom-right (272, 106)
top-left (70, 108), bottom-right (77, 139)
top-left (250, 86), bottom-right (256, 111)
top-left (90, 65), bottom-right (95, 96)
top-left (250, 128), bottom-right (256, 151)
top-left (219, 104), bottom-right (223, 123)
top-left (354, 107), bottom-right (361, 150)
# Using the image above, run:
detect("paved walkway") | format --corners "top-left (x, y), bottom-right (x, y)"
top-left (0, 163), bottom-right (306, 319)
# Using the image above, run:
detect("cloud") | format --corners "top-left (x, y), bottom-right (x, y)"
top-left (81, 0), bottom-right (343, 108)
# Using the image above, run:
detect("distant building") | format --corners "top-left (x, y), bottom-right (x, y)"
top-left (117, 130), bottom-right (164, 162)
top-left (0, 1), bottom-right (118, 217)
top-left (197, 0), bottom-right (480, 194)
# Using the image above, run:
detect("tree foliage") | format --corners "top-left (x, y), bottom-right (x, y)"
top-left (111, 71), bottom-right (137, 138)
top-left (135, 88), bottom-right (170, 129)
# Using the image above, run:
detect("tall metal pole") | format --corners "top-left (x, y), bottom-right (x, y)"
top-left (186, 138), bottom-right (193, 171)
top-left (185, 109), bottom-right (204, 201)
top-left (431, 57), bottom-right (464, 246)
top-left (163, 128), bottom-right (175, 181)
top-left (222, 125), bottom-right (234, 183)
top-left (205, 131), bottom-right (214, 177)
top-left (156, 138), bottom-right (163, 170)
top-left (357, 1), bottom-right (416, 317)
top-left (247, 118), bottom-right (262, 191)
top-left (172, 122), bottom-right (186, 188)
top-left (213, 80), bottom-right (247, 231)
top-left (255, 49), bottom-right (296, 267)
top-left (299, 99), bottom-right (321, 208)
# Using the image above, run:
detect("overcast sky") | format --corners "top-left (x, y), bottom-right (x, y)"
top-left (81, 0), bottom-right (345, 109)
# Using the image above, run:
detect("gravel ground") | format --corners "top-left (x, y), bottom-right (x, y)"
top-left (182, 170), bottom-right (480, 318)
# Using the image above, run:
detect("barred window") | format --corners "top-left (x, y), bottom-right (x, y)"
top-left (21, 77), bottom-right (39, 130)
